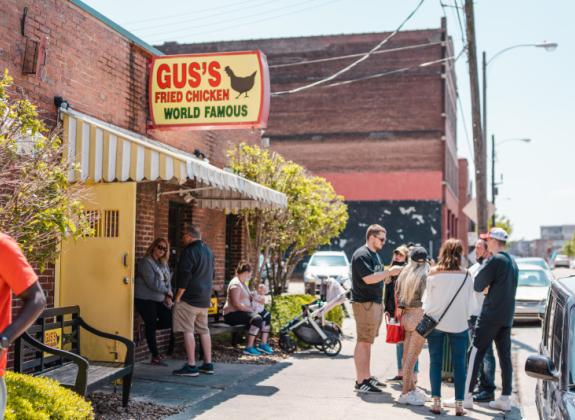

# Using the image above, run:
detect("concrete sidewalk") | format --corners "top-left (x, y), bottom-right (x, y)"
top-left (122, 314), bottom-right (524, 419)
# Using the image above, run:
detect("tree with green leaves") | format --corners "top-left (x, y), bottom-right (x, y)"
top-left (228, 143), bottom-right (348, 295)
top-left (489, 215), bottom-right (513, 236)
top-left (0, 70), bottom-right (90, 270)
top-left (563, 233), bottom-right (575, 258)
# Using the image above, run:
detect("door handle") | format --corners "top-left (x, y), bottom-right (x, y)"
top-left (122, 253), bottom-right (128, 267)
top-left (123, 277), bottom-right (129, 285)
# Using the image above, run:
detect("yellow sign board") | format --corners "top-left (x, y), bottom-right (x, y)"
top-left (148, 51), bottom-right (270, 130)
top-left (43, 328), bottom-right (62, 357)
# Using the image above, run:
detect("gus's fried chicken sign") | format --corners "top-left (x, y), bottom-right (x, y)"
top-left (148, 51), bottom-right (270, 130)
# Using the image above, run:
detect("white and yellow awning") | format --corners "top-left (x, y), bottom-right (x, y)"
top-left (60, 108), bottom-right (287, 210)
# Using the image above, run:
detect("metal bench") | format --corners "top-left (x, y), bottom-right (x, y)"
top-left (14, 306), bottom-right (135, 407)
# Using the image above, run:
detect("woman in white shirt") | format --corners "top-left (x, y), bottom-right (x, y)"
top-left (423, 239), bottom-right (474, 416)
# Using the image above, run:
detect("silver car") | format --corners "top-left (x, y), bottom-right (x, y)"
top-left (303, 251), bottom-right (350, 294)
top-left (514, 264), bottom-right (552, 321)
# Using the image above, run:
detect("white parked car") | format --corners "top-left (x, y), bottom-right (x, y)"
top-left (303, 251), bottom-right (350, 294)
top-left (516, 257), bottom-right (553, 279)
top-left (553, 254), bottom-right (571, 268)
top-left (514, 264), bottom-right (552, 322)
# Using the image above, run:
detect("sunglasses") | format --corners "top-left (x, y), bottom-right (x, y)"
top-left (156, 245), bottom-right (168, 252)
top-left (375, 236), bottom-right (386, 242)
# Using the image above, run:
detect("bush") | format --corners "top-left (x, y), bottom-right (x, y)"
top-left (270, 294), bottom-right (344, 335)
top-left (4, 371), bottom-right (94, 420)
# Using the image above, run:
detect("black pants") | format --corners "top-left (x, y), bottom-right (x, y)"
top-left (466, 320), bottom-right (513, 396)
top-left (468, 316), bottom-right (497, 393)
top-left (135, 299), bottom-right (172, 357)
top-left (224, 311), bottom-right (271, 336)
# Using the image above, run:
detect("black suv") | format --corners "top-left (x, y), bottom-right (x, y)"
top-left (525, 275), bottom-right (575, 419)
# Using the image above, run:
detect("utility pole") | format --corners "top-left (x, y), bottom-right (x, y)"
top-left (465, 0), bottom-right (488, 233)
top-left (491, 134), bottom-right (496, 227)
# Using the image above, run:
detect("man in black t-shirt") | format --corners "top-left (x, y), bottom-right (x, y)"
top-left (464, 228), bottom-right (518, 412)
top-left (352, 224), bottom-right (402, 394)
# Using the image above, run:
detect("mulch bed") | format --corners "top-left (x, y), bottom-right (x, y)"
top-left (88, 392), bottom-right (183, 420)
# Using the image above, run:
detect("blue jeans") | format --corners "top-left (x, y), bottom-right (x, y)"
top-left (396, 342), bottom-right (419, 373)
top-left (428, 329), bottom-right (468, 400)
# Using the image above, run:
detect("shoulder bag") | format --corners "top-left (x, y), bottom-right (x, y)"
top-left (415, 271), bottom-right (469, 338)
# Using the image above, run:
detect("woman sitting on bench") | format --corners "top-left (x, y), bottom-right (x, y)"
top-left (223, 262), bottom-right (273, 356)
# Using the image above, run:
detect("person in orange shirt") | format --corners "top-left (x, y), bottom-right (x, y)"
top-left (0, 233), bottom-right (46, 418)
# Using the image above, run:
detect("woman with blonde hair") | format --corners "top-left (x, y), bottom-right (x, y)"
top-left (396, 246), bottom-right (430, 406)
top-left (424, 238), bottom-right (474, 416)
top-left (134, 237), bottom-right (173, 365)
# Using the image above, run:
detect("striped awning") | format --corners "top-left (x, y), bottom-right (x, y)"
top-left (60, 108), bottom-right (287, 210)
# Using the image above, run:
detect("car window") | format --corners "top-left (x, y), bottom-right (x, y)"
top-left (517, 259), bottom-right (549, 271)
top-left (569, 308), bottom-right (575, 386)
top-left (544, 298), bottom-right (555, 350)
top-left (552, 303), bottom-right (564, 365)
top-left (518, 270), bottom-right (550, 287)
top-left (309, 255), bottom-right (348, 267)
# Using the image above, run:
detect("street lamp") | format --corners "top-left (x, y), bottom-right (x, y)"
top-left (482, 41), bottom-right (557, 227)
top-left (491, 136), bottom-right (531, 226)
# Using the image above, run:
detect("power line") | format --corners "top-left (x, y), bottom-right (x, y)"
top-left (148, 0), bottom-right (341, 43)
top-left (322, 47), bottom-right (465, 88)
top-left (271, 0), bottom-right (426, 96)
top-left (133, 0), bottom-right (277, 33)
top-left (144, 0), bottom-right (326, 40)
top-left (457, 92), bottom-right (475, 165)
top-left (122, 0), bottom-right (266, 25)
top-left (269, 41), bottom-right (442, 69)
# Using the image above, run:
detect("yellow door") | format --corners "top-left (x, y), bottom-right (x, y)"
top-left (58, 182), bottom-right (136, 362)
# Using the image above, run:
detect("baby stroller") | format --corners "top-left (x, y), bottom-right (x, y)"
top-left (279, 278), bottom-right (348, 356)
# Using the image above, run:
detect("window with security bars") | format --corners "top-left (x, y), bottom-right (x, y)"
top-left (84, 210), bottom-right (119, 238)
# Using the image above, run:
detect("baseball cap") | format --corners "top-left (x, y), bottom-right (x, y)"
top-left (483, 227), bottom-right (509, 242)
top-left (410, 246), bottom-right (428, 263)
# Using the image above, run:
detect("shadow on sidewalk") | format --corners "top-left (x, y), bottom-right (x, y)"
top-left (166, 361), bottom-right (292, 419)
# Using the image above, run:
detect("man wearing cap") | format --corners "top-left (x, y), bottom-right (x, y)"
top-left (351, 224), bottom-right (402, 394)
top-left (464, 228), bottom-right (518, 411)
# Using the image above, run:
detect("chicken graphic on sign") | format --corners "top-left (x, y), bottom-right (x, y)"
top-left (225, 66), bottom-right (257, 99)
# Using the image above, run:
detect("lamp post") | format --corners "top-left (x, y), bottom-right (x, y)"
top-left (482, 42), bottom-right (556, 227)
top-left (491, 136), bottom-right (531, 226)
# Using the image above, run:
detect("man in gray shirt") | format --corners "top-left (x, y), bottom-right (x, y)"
top-left (172, 226), bottom-right (215, 377)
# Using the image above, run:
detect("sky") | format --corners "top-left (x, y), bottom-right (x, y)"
top-left (83, 0), bottom-right (575, 241)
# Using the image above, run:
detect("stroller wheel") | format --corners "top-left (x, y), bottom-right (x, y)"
top-left (279, 333), bottom-right (297, 353)
top-left (322, 337), bottom-right (342, 357)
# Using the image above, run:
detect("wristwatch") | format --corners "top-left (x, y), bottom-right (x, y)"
top-left (0, 336), bottom-right (9, 350)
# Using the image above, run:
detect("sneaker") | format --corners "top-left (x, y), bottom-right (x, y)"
top-left (386, 374), bottom-right (403, 382)
top-left (444, 395), bottom-right (473, 409)
top-left (355, 379), bottom-right (383, 394)
top-left (199, 363), bottom-right (214, 374)
top-left (369, 376), bottom-right (386, 388)
top-left (473, 390), bottom-right (495, 402)
top-left (258, 343), bottom-right (274, 355)
top-left (172, 363), bottom-right (199, 377)
top-left (413, 387), bottom-right (430, 402)
top-left (489, 396), bottom-right (512, 411)
top-left (397, 391), bottom-right (425, 406)
top-left (243, 346), bottom-right (262, 356)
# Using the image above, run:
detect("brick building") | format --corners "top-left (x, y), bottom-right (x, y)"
top-left (1, 0), bottom-right (285, 363)
top-left (159, 18), bottom-right (469, 261)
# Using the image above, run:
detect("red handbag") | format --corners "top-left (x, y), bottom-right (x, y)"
top-left (385, 312), bottom-right (405, 343)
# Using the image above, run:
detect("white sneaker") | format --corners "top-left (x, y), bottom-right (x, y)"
top-left (444, 395), bottom-right (473, 409)
top-left (413, 387), bottom-right (430, 402)
top-left (489, 396), bottom-right (512, 411)
top-left (397, 391), bottom-right (425, 406)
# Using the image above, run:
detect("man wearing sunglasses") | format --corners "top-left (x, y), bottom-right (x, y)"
top-left (352, 224), bottom-right (402, 394)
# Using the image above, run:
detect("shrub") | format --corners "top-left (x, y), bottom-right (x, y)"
top-left (4, 371), bottom-right (94, 420)
top-left (269, 294), bottom-right (344, 334)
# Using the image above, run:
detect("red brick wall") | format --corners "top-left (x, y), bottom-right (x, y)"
top-left (0, 1), bottom-right (260, 363)
top-left (458, 158), bottom-right (471, 254)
